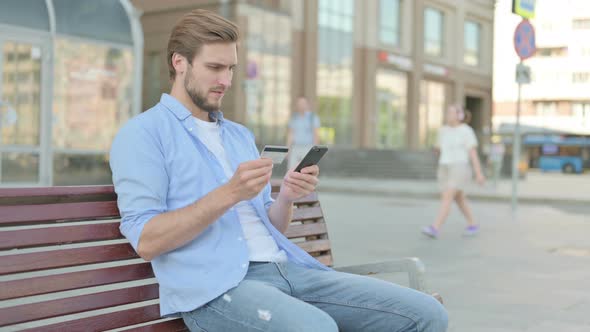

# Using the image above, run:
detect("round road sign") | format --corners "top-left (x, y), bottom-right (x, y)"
top-left (514, 19), bottom-right (536, 60)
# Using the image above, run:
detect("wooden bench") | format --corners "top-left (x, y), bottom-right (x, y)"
top-left (0, 183), bottom-right (432, 331)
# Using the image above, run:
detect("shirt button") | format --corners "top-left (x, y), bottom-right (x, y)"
top-left (237, 237), bottom-right (243, 241)
top-left (241, 263), bottom-right (248, 269)
top-left (188, 128), bottom-right (193, 131)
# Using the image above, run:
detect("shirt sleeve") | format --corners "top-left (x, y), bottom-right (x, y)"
top-left (110, 121), bottom-right (169, 251)
top-left (465, 126), bottom-right (478, 149)
top-left (312, 114), bottom-right (321, 128)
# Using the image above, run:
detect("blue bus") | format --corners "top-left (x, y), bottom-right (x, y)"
top-left (523, 135), bottom-right (589, 174)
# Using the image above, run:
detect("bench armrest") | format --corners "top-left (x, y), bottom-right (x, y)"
top-left (333, 257), bottom-right (426, 292)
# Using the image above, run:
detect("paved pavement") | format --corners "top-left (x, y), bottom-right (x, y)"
top-left (319, 190), bottom-right (590, 332)
top-left (318, 171), bottom-right (590, 205)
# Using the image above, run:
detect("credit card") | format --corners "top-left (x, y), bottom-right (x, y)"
top-left (260, 145), bottom-right (289, 164)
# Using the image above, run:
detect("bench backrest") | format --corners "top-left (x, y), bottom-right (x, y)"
top-left (0, 182), bottom-right (331, 331)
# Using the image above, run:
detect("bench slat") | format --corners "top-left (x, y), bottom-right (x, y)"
top-left (271, 192), bottom-right (318, 205)
top-left (291, 206), bottom-right (323, 222)
top-left (0, 262), bottom-right (153, 300)
top-left (294, 192), bottom-right (319, 205)
top-left (284, 223), bottom-right (327, 239)
top-left (21, 303), bottom-right (162, 332)
top-left (0, 185), bottom-right (115, 198)
top-left (0, 222), bottom-right (123, 250)
top-left (0, 243), bottom-right (138, 275)
top-left (297, 239), bottom-right (331, 253)
top-left (0, 201), bottom-right (119, 226)
top-left (0, 284), bottom-right (158, 326)
top-left (0, 184), bottom-right (332, 331)
top-left (124, 319), bottom-right (188, 332)
top-left (316, 254), bottom-right (333, 266)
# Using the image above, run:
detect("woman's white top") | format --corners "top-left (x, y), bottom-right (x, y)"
top-left (437, 124), bottom-right (478, 165)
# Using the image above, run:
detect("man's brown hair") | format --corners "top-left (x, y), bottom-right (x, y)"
top-left (167, 9), bottom-right (239, 80)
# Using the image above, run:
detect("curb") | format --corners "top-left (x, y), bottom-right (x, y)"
top-left (317, 185), bottom-right (590, 206)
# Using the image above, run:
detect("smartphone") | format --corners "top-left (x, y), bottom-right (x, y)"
top-left (294, 145), bottom-right (328, 172)
top-left (260, 145), bottom-right (289, 164)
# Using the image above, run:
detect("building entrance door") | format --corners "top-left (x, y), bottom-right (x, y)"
top-left (0, 34), bottom-right (51, 186)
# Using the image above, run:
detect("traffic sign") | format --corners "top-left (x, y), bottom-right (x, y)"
top-left (514, 19), bottom-right (536, 60)
top-left (512, 0), bottom-right (536, 19)
top-left (515, 63), bottom-right (531, 84)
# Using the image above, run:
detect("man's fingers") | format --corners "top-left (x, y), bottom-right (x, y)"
top-left (240, 158), bottom-right (273, 170)
top-left (287, 171), bottom-right (318, 187)
top-left (240, 165), bottom-right (273, 181)
top-left (300, 165), bottom-right (319, 176)
top-left (284, 177), bottom-right (315, 192)
top-left (286, 180), bottom-right (313, 198)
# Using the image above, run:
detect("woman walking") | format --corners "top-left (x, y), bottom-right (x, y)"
top-left (422, 104), bottom-right (485, 239)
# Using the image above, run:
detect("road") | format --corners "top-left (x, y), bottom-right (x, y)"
top-left (319, 192), bottom-right (590, 332)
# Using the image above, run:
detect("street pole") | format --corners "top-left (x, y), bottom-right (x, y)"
top-left (511, 60), bottom-right (523, 212)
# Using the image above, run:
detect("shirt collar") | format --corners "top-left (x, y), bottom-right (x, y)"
top-left (159, 93), bottom-right (224, 123)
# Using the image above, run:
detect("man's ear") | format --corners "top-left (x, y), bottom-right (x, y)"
top-left (171, 53), bottom-right (188, 77)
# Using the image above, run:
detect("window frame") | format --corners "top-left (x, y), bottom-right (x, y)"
top-left (423, 6), bottom-right (444, 58)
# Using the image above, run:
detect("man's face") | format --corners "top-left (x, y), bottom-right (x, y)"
top-left (183, 43), bottom-right (237, 113)
top-left (296, 98), bottom-right (308, 113)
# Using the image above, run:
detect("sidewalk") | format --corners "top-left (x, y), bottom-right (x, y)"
top-left (320, 191), bottom-right (590, 332)
top-left (318, 171), bottom-right (590, 205)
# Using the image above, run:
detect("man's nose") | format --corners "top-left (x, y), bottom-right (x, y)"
top-left (217, 70), bottom-right (233, 88)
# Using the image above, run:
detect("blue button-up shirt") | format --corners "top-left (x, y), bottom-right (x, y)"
top-left (110, 94), bottom-right (329, 317)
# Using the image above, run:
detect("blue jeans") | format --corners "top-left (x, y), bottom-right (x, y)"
top-left (181, 261), bottom-right (448, 332)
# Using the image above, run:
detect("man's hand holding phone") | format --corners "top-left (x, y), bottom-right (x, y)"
top-left (279, 165), bottom-right (320, 203)
top-left (278, 145), bottom-right (327, 203)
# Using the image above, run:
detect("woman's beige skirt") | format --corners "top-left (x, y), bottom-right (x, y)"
top-left (437, 163), bottom-right (472, 191)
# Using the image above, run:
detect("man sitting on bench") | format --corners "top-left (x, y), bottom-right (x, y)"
top-left (109, 9), bottom-right (447, 332)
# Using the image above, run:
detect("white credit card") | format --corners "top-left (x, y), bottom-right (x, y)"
top-left (260, 145), bottom-right (289, 164)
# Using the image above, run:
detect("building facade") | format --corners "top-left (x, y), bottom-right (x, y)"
top-left (494, 0), bottom-right (590, 136)
top-left (134, 0), bottom-right (495, 154)
top-left (0, 0), bottom-right (142, 187)
top-left (0, 0), bottom-right (495, 186)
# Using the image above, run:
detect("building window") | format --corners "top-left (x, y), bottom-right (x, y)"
top-left (572, 103), bottom-right (590, 126)
top-left (572, 18), bottom-right (590, 30)
top-left (52, 39), bottom-right (133, 152)
top-left (535, 102), bottom-right (557, 116)
top-left (537, 47), bottom-right (568, 57)
top-left (464, 20), bottom-right (481, 66)
top-left (375, 69), bottom-right (407, 149)
top-left (244, 8), bottom-right (292, 145)
top-left (419, 80), bottom-right (445, 148)
top-left (1, 42), bottom-right (41, 147)
top-left (317, 0), bottom-right (354, 146)
top-left (51, 39), bottom-right (133, 185)
top-left (379, 0), bottom-right (401, 47)
top-left (573, 103), bottom-right (590, 117)
top-left (572, 72), bottom-right (590, 83)
top-left (424, 7), bottom-right (444, 57)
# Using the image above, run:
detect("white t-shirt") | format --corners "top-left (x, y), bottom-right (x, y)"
top-left (192, 117), bottom-right (287, 262)
top-left (436, 124), bottom-right (478, 165)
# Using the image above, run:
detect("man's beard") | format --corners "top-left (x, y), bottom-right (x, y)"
top-left (184, 74), bottom-right (220, 113)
